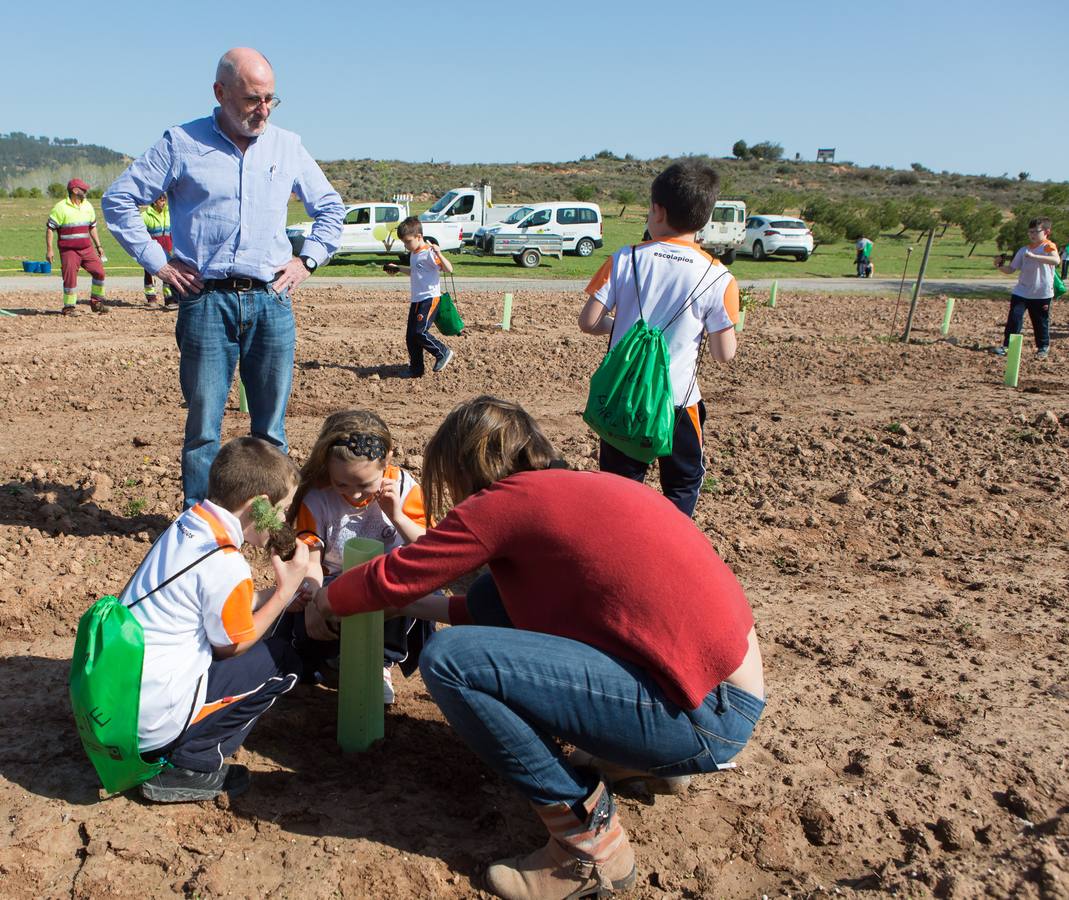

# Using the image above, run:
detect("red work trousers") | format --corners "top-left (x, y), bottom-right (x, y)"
top-left (61, 246), bottom-right (105, 289)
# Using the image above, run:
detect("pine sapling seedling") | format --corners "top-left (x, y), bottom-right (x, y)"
top-left (251, 497), bottom-right (297, 560)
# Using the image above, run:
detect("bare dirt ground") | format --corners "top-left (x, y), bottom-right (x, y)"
top-left (0, 286), bottom-right (1067, 899)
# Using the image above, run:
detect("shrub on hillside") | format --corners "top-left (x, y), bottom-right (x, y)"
top-left (573, 184), bottom-right (596, 202)
top-left (889, 171), bottom-right (920, 186)
top-left (749, 141), bottom-right (784, 161)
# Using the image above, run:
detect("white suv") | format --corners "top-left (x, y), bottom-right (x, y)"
top-left (739, 215), bottom-right (813, 261)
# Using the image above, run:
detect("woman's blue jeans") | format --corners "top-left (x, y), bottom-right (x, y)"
top-left (175, 286), bottom-right (295, 507)
top-left (419, 616), bottom-right (764, 808)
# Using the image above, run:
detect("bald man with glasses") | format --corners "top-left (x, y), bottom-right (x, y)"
top-left (104, 48), bottom-right (344, 509)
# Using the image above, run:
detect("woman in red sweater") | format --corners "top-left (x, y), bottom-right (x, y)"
top-left (309, 396), bottom-right (764, 900)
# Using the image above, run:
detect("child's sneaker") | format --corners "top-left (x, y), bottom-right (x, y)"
top-left (993, 345), bottom-right (1007, 357)
top-left (432, 348), bottom-right (455, 372)
top-left (1036, 348), bottom-right (1049, 361)
top-left (164, 298), bottom-right (180, 311)
top-left (61, 305), bottom-right (77, 317)
top-left (140, 763), bottom-right (250, 803)
top-left (89, 299), bottom-right (109, 315)
top-left (146, 294), bottom-right (159, 306)
top-left (383, 665), bottom-right (395, 705)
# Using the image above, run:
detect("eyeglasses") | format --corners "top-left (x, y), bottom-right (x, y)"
top-left (241, 95), bottom-right (281, 111)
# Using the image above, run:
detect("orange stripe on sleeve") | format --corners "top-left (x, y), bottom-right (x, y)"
top-left (220, 579), bottom-right (256, 643)
top-left (401, 484), bottom-right (427, 528)
top-left (584, 258), bottom-right (612, 296)
top-left (722, 279), bottom-right (740, 325)
top-left (295, 502), bottom-right (321, 546)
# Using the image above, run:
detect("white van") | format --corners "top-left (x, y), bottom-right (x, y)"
top-left (473, 202), bottom-right (604, 257)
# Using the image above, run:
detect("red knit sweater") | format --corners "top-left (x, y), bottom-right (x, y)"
top-left (327, 469), bottom-right (754, 710)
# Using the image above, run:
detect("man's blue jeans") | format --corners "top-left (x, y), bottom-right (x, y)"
top-left (175, 286), bottom-right (295, 507)
top-left (419, 625), bottom-right (764, 808)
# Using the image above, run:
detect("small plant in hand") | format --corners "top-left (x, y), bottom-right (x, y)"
top-left (251, 497), bottom-right (297, 560)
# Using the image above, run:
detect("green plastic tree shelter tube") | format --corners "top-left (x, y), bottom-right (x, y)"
top-left (768, 281), bottom-right (778, 308)
top-left (501, 293), bottom-right (513, 330)
top-left (941, 298), bottom-right (955, 335)
top-left (1004, 333), bottom-right (1023, 388)
top-left (735, 308), bottom-right (746, 332)
top-left (337, 537), bottom-right (385, 752)
top-left (238, 382), bottom-right (248, 414)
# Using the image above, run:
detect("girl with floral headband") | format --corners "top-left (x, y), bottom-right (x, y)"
top-left (287, 409), bottom-right (431, 703)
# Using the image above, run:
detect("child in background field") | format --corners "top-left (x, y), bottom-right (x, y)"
top-left (994, 216), bottom-right (1060, 360)
top-left (288, 409), bottom-right (433, 702)
top-left (140, 195), bottom-right (176, 309)
top-left (578, 159), bottom-right (739, 518)
top-left (855, 235), bottom-right (874, 277)
top-left (121, 437), bottom-right (309, 803)
top-left (384, 217), bottom-right (455, 377)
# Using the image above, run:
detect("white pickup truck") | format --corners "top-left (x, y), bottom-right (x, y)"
top-left (288, 199), bottom-right (463, 259)
top-left (695, 200), bottom-right (747, 263)
top-left (419, 182), bottom-right (525, 242)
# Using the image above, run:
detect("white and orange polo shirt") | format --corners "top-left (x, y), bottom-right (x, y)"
top-left (409, 244), bottom-right (444, 302)
top-left (120, 500), bottom-right (254, 752)
top-left (586, 238), bottom-right (739, 407)
top-left (1010, 238), bottom-right (1060, 300)
top-left (295, 465), bottom-right (426, 577)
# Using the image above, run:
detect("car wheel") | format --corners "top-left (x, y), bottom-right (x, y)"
top-left (517, 248), bottom-right (541, 268)
top-left (575, 238), bottom-right (595, 257)
top-left (752, 241), bottom-right (766, 261)
top-left (796, 251), bottom-right (809, 262)
top-left (720, 248), bottom-right (736, 265)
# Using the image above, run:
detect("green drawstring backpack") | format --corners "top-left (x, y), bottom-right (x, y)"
top-left (436, 272), bottom-right (465, 336)
top-left (1053, 269), bottom-right (1066, 299)
top-left (69, 543), bottom-right (233, 795)
top-left (583, 246), bottom-right (723, 464)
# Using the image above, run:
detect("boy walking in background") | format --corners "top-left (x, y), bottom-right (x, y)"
top-left (385, 217), bottom-right (455, 377)
top-left (995, 217), bottom-right (1060, 360)
top-left (578, 160), bottom-right (738, 517)
top-left (121, 437), bottom-right (309, 803)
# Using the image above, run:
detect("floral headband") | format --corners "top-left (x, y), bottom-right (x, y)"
top-left (332, 433), bottom-right (388, 461)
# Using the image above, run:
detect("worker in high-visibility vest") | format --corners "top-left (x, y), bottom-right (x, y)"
top-left (140, 195), bottom-right (175, 308)
top-left (45, 178), bottom-right (108, 315)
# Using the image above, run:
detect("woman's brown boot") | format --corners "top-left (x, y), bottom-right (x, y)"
top-left (485, 780), bottom-right (636, 900)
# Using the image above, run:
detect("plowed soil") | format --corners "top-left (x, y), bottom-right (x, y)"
top-left (1, 287), bottom-right (1067, 899)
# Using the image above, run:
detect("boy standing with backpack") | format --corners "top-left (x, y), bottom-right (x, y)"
top-left (578, 160), bottom-right (738, 517)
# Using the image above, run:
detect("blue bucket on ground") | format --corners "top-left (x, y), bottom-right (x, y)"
top-left (22, 260), bottom-right (52, 274)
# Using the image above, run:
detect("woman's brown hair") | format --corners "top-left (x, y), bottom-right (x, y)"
top-left (422, 395), bottom-right (557, 522)
top-left (288, 409), bottom-right (393, 523)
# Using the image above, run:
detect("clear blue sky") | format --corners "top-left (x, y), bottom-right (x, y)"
top-left (2, 0), bottom-right (1065, 182)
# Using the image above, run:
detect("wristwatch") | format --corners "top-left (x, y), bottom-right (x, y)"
top-left (300, 255), bottom-right (318, 273)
